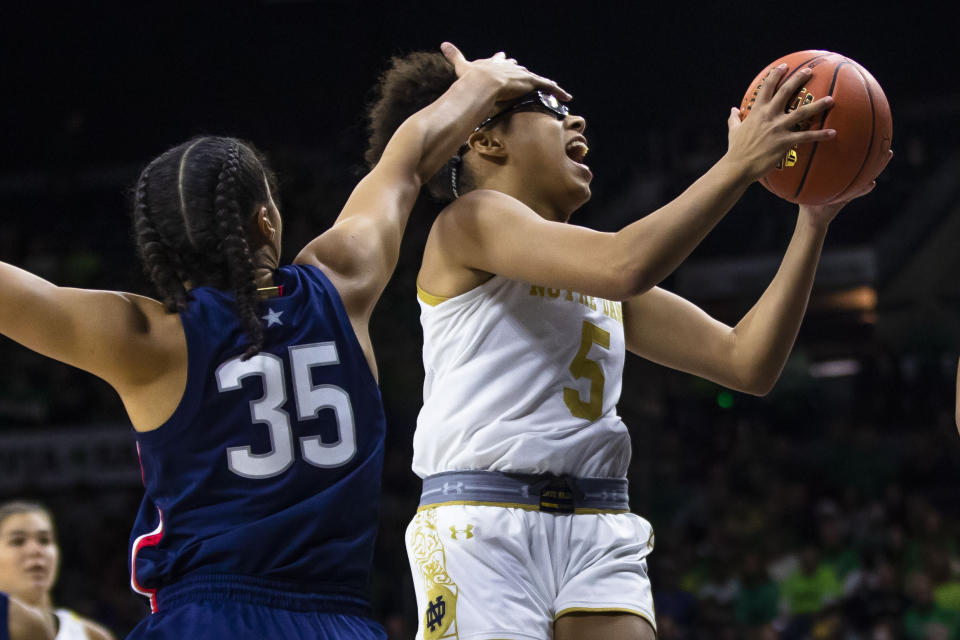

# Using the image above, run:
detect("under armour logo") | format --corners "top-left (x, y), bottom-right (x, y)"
top-left (441, 481), bottom-right (464, 495)
top-left (450, 524), bottom-right (474, 540)
top-left (425, 595), bottom-right (446, 631)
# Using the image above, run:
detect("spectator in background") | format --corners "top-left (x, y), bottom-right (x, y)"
top-left (735, 551), bottom-right (779, 630)
top-left (904, 571), bottom-right (960, 640)
top-left (845, 556), bottom-right (905, 635)
top-left (815, 500), bottom-right (862, 588)
top-left (925, 544), bottom-right (960, 614)
top-left (906, 498), bottom-right (957, 574)
top-left (652, 556), bottom-right (698, 631)
top-left (779, 544), bottom-right (843, 639)
top-left (0, 502), bottom-right (113, 639)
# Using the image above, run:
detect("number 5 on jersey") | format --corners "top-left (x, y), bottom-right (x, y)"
top-left (563, 321), bottom-right (610, 421)
top-left (216, 342), bottom-right (357, 479)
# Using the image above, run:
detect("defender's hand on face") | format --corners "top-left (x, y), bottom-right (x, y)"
top-left (726, 64), bottom-right (838, 182)
top-left (441, 42), bottom-right (572, 103)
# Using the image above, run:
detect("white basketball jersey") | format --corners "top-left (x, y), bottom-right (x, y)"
top-left (413, 276), bottom-right (630, 479)
top-left (54, 609), bottom-right (88, 640)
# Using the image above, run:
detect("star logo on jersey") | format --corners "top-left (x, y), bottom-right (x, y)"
top-left (262, 308), bottom-right (284, 327)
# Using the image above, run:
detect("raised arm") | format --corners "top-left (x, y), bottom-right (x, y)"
top-left (430, 64), bottom-right (838, 301)
top-left (0, 262), bottom-right (186, 424)
top-left (295, 43), bottom-right (568, 321)
top-left (623, 185), bottom-right (885, 396)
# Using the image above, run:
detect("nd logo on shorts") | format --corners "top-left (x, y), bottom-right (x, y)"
top-left (424, 583), bottom-right (457, 639)
top-left (411, 509), bottom-right (461, 639)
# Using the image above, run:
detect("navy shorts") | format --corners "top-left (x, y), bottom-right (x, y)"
top-left (125, 601), bottom-right (385, 639)
top-left (125, 576), bottom-right (385, 640)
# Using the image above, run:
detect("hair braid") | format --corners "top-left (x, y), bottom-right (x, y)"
top-left (214, 143), bottom-right (264, 360)
top-left (134, 162), bottom-right (190, 312)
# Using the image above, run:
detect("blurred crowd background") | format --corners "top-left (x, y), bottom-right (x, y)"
top-left (1, 2), bottom-right (958, 639)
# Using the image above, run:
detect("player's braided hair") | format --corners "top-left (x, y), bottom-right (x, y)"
top-left (364, 51), bottom-right (471, 203)
top-left (131, 136), bottom-right (279, 359)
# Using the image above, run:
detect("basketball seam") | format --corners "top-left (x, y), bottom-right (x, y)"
top-left (793, 61), bottom-right (848, 199)
top-left (746, 53), bottom-right (829, 114)
top-left (782, 53), bottom-right (831, 85)
top-left (836, 64), bottom-right (878, 200)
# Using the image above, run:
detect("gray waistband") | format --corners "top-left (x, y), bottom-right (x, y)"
top-left (419, 470), bottom-right (630, 513)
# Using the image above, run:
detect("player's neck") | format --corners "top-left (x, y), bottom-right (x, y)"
top-left (483, 175), bottom-right (568, 223)
top-left (15, 587), bottom-right (51, 610)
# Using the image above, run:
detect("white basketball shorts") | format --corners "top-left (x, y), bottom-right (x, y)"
top-left (405, 505), bottom-right (656, 640)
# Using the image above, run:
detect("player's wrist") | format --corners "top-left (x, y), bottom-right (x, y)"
top-left (714, 152), bottom-right (756, 189)
top-left (796, 205), bottom-right (836, 233)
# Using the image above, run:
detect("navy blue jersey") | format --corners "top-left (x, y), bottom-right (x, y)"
top-left (0, 591), bottom-right (8, 640)
top-left (128, 264), bottom-right (385, 615)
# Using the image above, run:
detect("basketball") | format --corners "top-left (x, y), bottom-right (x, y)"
top-left (740, 50), bottom-right (892, 205)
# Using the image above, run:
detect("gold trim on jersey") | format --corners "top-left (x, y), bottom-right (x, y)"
top-left (555, 606), bottom-right (657, 631)
top-left (410, 509), bottom-right (460, 640)
top-left (417, 500), bottom-right (628, 515)
top-left (417, 500), bottom-right (540, 512)
top-left (416, 285), bottom-right (450, 307)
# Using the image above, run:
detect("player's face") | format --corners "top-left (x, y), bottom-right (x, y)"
top-left (0, 512), bottom-right (59, 598)
top-left (496, 108), bottom-right (592, 215)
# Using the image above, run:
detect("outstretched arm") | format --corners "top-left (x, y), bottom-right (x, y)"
top-left (295, 43), bottom-right (568, 321)
top-left (0, 262), bottom-right (185, 418)
top-left (624, 189), bottom-right (880, 395)
top-left (428, 64), bottom-right (839, 301)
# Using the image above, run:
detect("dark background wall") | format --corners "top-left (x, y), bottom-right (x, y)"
top-left (1, 2), bottom-right (958, 638)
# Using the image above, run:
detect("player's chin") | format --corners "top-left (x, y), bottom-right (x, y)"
top-left (568, 176), bottom-right (592, 206)
top-left (561, 186), bottom-right (592, 217)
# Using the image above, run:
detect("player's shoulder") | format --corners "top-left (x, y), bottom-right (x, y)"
top-left (448, 189), bottom-right (532, 215)
top-left (435, 189), bottom-right (538, 236)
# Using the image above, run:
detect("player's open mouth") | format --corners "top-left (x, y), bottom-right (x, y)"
top-left (565, 138), bottom-right (590, 166)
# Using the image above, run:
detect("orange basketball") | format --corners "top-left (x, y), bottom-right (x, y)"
top-left (740, 50), bottom-right (892, 205)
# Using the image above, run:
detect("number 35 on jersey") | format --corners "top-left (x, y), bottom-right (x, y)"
top-left (216, 341), bottom-right (357, 479)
